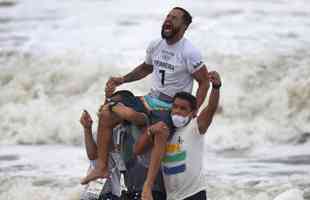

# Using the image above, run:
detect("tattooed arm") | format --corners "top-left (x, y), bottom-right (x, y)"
top-left (106, 63), bottom-right (153, 91)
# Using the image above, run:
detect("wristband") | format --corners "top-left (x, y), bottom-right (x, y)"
top-left (212, 83), bottom-right (221, 89)
top-left (108, 101), bottom-right (118, 112)
top-left (83, 125), bottom-right (92, 130)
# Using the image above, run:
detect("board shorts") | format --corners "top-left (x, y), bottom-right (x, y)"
top-left (143, 90), bottom-right (173, 111)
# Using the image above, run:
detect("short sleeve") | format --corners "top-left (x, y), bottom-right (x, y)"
top-left (145, 42), bottom-right (153, 65)
top-left (191, 118), bottom-right (200, 135)
top-left (184, 44), bottom-right (204, 74)
top-left (145, 39), bottom-right (162, 65)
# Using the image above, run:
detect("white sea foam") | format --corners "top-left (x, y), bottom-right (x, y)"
top-left (0, 145), bottom-right (87, 200)
top-left (1, 145), bottom-right (309, 200)
top-left (273, 189), bottom-right (304, 200)
top-left (0, 177), bottom-right (83, 200)
top-left (1, 0), bottom-right (310, 149)
top-left (1, 1), bottom-right (309, 199)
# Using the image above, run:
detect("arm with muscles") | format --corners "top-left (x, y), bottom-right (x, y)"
top-left (108, 102), bottom-right (148, 127)
top-left (97, 102), bottom-right (148, 127)
top-left (103, 84), bottom-right (148, 127)
top-left (80, 110), bottom-right (98, 160)
top-left (122, 62), bottom-right (153, 83)
top-left (106, 63), bottom-right (153, 91)
top-left (192, 65), bottom-right (210, 112)
top-left (197, 71), bottom-right (221, 134)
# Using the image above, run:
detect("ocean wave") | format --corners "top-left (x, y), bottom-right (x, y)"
top-left (0, 52), bottom-right (148, 145)
top-left (0, 0), bottom-right (310, 148)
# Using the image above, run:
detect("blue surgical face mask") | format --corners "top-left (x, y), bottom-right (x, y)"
top-left (171, 114), bottom-right (191, 128)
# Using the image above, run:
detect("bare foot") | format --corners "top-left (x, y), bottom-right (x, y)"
top-left (80, 168), bottom-right (108, 185)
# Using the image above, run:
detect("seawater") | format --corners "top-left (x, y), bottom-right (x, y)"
top-left (0, 0), bottom-right (310, 199)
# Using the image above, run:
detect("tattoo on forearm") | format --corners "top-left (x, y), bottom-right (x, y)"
top-left (124, 65), bottom-right (152, 83)
top-left (124, 70), bottom-right (143, 82)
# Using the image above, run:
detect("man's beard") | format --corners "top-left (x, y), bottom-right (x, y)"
top-left (161, 24), bottom-right (179, 39)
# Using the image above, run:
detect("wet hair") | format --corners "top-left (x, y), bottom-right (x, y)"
top-left (173, 7), bottom-right (192, 28)
top-left (173, 92), bottom-right (197, 111)
top-left (111, 90), bottom-right (135, 99)
top-left (111, 90), bottom-right (147, 113)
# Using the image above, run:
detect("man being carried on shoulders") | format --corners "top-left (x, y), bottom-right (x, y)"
top-left (107, 7), bottom-right (209, 112)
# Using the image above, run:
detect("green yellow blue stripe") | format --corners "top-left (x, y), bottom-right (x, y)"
top-left (165, 144), bottom-right (181, 153)
top-left (162, 151), bottom-right (186, 163)
top-left (163, 164), bottom-right (186, 175)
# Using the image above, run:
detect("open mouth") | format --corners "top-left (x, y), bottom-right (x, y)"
top-left (163, 23), bottom-right (173, 33)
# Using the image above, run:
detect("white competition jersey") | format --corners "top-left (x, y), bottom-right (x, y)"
top-left (145, 38), bottom-right (204, 98)
top-left (162, 118), bottom-right (207, 200)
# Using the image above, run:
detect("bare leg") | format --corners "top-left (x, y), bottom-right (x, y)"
top-left (142, 127), bottom-right (168, 200)
top-left (81, 109), bottom-right (121, 185)
top-left (133, 127), bottom-right (152, 155)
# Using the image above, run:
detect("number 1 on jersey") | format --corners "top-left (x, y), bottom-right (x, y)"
top-left (159, 69), bottom-right (165, 86)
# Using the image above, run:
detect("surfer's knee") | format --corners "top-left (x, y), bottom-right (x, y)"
top-left (154, 126), bottom-right (169, 142)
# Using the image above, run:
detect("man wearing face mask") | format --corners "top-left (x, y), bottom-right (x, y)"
top-left (139, 71), bottom-right (221, 200)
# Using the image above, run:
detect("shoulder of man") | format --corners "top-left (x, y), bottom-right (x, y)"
top-left (149, 38), bottom-right (164, 46)
top-left (181, 38), bottom-right (204, 71)
top-left (181, 38), bottom-right (202, 57)
top-left (147, 38), bottom-right (164, 52)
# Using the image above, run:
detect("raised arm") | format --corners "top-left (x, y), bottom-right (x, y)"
top-left (80, 110), bottom-right (98, 160)
top-left (192, 65), bottom-right (210, 111)
top-left (197, 71), bottom-right (221, 134)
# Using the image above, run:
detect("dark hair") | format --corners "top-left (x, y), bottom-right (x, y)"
top-left (173, 92), bottom-right (197, 111)
top-left (112, 90), bottom-right (135, 98)
top-left (111, 90), bottom-right (147, 113)
top-left (173, 7), bottom-right (192, 28)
